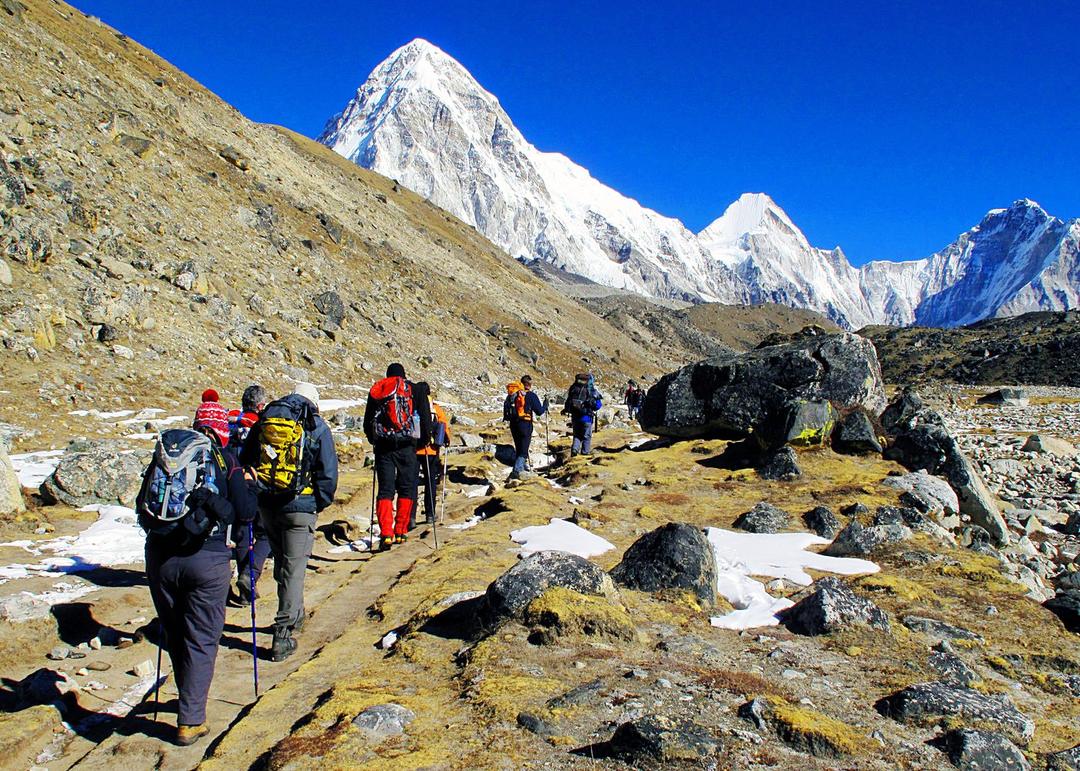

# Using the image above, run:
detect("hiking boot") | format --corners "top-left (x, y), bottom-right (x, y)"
top-left (176, 722), bottom-right (209, 746)
top-left (270, 631), bottom-right (297, 662)
top-left (394, 533), bottom-right (407, 544)
top-left (379, 536), bottom-right (393, 552)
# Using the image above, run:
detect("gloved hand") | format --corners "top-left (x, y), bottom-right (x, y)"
top-left (187, 486), bottom-right (211, 511)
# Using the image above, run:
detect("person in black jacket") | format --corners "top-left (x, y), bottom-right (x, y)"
top-left (364, 363), bottom-right (432, 551)
top-left (509, 374), bottom-right (547, 479)
top-left (240, 382), bottom-right (338, 662)
top-left (141, 404), bottom-right (256, 746)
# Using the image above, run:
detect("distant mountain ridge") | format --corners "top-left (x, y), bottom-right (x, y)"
top-left (319, 39), bottom-right (1080, 329)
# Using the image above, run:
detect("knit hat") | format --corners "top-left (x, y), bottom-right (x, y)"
top-left (293, 381), bottom-right (320, 407)
top-left (386, 362), bottom-right (406, 379)
top-left (201, 388), bottom-right (219, 403)
top-left (194, 400), bottom-right (230, 446)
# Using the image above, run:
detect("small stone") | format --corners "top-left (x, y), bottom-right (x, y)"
top-left (86, 661), bottom-right (111, 672)
top-left (89, 637), bottom-right (102, 651)
top-left (351, 703), bottom-right (415, 741)
top-left (131, 659), bottom-right (155, 677)
top-left (46, 647), bottom-right (70, 661)
top-left (116, 638), bottom-right (134, 650)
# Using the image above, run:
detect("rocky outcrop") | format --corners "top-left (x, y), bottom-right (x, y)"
top-left (930, 729), bottom-right (1031, 770)
top-left (606, 715), bottom-right (720, 763)
top-left (882, 390), bottom-right (1009, 545)
top-left (778, 577), bottom-right (890, 635)
top-left (757, 447), bottom-right (801, 480)
top-left (639, 331), bottom-right (886, 449)
top-left (876, 682), bottom-right (1035, 745)
top-left (802, 506), bottom-right (841, 539)
top-left (738, 696), bottom-right (872, 758)
top-left (823, 517), bottom-right (910, 557)
top-left (977, 388), bottom-right (1030, 407)
top-left (831, 409), bottom-right (882, 455)
top-left (610, 523), bottom-right (717, 606)
top-left (1022, 433), bottom-right (1077, 456)
top-left (483, 551), bottom-right (615, 626)
top-left (901, 616), bottom-right (982, 642)
top-left (732, 502), bottom-right (791, 534)
top-left (522, 587), bottom-right (636, 644)
top-left (41, 440), bottom-right (146, 507)
top-left (1046, 743), bottom-right (1080, 771)
top-left (881, 471), bottom-right (960, 517)
top-left (0, 442), bottom-right (25, 516)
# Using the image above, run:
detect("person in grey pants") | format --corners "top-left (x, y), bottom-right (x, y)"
top-left (241, 383), bottom-right (338, 662)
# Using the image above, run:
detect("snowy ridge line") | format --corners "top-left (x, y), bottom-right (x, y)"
top-left (320, 38), bottom-right (1080, 329)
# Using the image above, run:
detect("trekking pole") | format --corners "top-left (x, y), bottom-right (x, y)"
top-left (248, 522), bottom-right (259, 699)
top-left (423, 453), bottom-right (438, 550)
top-left (440, 448), bottom-right (449, 524)
top-left (153, 632), bottom-right (162, 721)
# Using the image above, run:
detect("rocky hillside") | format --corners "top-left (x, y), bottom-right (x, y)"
top-left (0, 0), bottom-right (667, 448)
top-left (865, 310), bottom-right (1080, 386)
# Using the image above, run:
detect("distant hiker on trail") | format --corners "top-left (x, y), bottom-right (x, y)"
top-left (564, 373), bottom-right (602, 456)
top-left (228, 384), bottom-right (269, 608)
top-left (241, 382), bottom-right (338, 663)
top-left (364, 363), bottom-right (432, 551)
top-left (139, 398), bottom-right (256, 745)
top-left (624, 380), bottom-right (643, 421)
top-left (416, 386), bottom-right (451, 525)
top-left (504, 374), bottom-right (548, 480)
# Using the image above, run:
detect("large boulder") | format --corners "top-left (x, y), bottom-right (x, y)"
top-left (802, 506), bottom-right (841, 539)
top-left (1022, 434), bottom-right (1077, 457)
top-left (882, 391), bottom-right (1008, 546)
top-left (930, 729), bottom-right (1031, 770)
top-left (606, 716), bottom-right (720, 763)
top-left (823, 518), bottom-right (910, 557)
top-left (733, 502), bottom-right (791, 534)
top-left (882, 471), bottom-right (960, 518)
top-left (1044, 592), bottom-right (1080, 633)
top-left (757, 447), bottom-right (801, 480)
top-left (1046, 744), bottom-right (1080, 771)
top-left (0, 443), bottom-right (25, 516)
top-left (41, 440), bottom-right (147, 507)
top-left (610, 523), bottom-right (717, 606)
top-left (875, 682), bottom-right (1035, 746)
top-left (832, 409), bottom-right (883, 455)
top-left (977, 388), bottom-right (1030, 407)
top-left (778, 577), bottom-right (890, 635)
top-left (638, 330), bottom-right (885, 449)
top-left (483, 551), bottom-right (615, 626)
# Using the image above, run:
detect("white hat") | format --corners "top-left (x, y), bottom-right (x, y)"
top-left (293, 381), bottom-right (320, 406)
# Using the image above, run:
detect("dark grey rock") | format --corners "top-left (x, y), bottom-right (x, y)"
top-left (1044, 591), bottom-right (1080, 634)
top-left (977, 388), bottom-right (1029, 407)
top-left (882, 397), bottom-right (1007, 545)
top-left (607, 715), bottom-right (720, 763)
top-left (547, 678), bottom-right (605, 710)
top-left (41, 441), bottom-right (146, 506)
top-left (778, 577), bottom-right (889, 635)
top-left (882, 470), bottom-right (960, 516)
top-left (733, 502), bottom-right (791, 534)
top-left (757, 447), bottom-right (801, 481)
top-left (317, 211), bottom-right (343, 244)
top-left (639, 331), bottom-right (885, 445)
top-left (823, 519), bottom-right (910, 557)
top-left (903, 615), bottom-right (982, 642)
top-left (1064, 512), bottom-right (1080, 535)
top-left (738, 696), bottom-right (859, 758)
top-left (930, 729), bottom-right (1030, 770)
top-left (351, 703), bottom-right (415, 740)
top-left (218, 145), bottom-right (249, 170)
top-left (832, 409), bottom-right (883, 455)
top-left (879, 386), bottom-right (924, 434)
top-left (313, 290), bottom-right (344, 328)
top-left (802, 506), bottom-right (841, 539)
top-left (1046, 743), bottom-right (1080, 771)
top-left (483, 551), bottom-right (615, 625)
top-left (517, 712), bottom-right (555, 737)
top-left (610, 523), bottom-right (717, 606)
top-left (840, 502), bottom-right (870, 518)
top-left (769, 399), bottom-right (837, 448)
top-left (875, 682), bottom-right (1034, 745)
top-left (929, 650), bottom-right (978, 687)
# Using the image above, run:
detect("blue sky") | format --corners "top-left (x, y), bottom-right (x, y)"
top-left (75, 1), bottom-right (1079, 265)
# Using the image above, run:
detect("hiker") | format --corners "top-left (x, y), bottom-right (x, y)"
top-left (241, 382), bottom-right (338, 662)
top-left (416, 385), bottom-right (451, 525)
top-left (504, 374), bottom-right (547, 479)
top-left (364, 363), bottom-right (432, 550)
top-left (140, 397), bottom-right (256, 745)
top-left (624, 380), bottom-right (642, 420)
top-left (228, 384), bottom-right (269, 608)
top-left (564, 373), bottom-right (603, 456)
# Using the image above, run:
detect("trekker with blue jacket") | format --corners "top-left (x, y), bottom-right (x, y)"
top-left (507, 374), bottom-right (547, 479)
top-left (564, 373), bottom-right (603, 456)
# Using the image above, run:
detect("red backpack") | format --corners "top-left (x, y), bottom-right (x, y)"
top-left (370, 376), bottom-right (419, 440)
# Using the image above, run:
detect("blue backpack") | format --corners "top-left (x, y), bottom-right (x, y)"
top-left (138, 429), bottom-right (222, 542)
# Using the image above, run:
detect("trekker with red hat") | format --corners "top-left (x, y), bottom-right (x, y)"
top-left (363, 364), bottom-right (432, 551)
top-left (227, 384), bottom-right (269, 607)
top-left (140, 393), bottom-right (256, 745)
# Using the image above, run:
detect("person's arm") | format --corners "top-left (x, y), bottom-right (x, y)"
top-left (362, 392), bottom-right (376, 444)
top-left (527, 391), bottom-right (546, 417)
top-left (225, 458), bottom-right (256, 524)
top-left (414, 382), bottom-right (433, 446)
top-left (311, 421), bottom-right (339, 512)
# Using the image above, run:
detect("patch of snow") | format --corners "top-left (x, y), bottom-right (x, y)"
top-left (445, 515), bottom-right (482, 531)
top-left (510, 518), bottom-right (614, 558)
top-left (327, 536), bottom-right (377, 554)
top-left (0, 581), bottom-right (98, 622)
top-left (318, 399), bottom-right (365, 412)
top-left (380, 630), bottom-right (398, 649)
top-left (125, 433), bottom-right (156, 442)
top-left (8, 449), bottom-right (65, 488)
top-left (68, 409), bottom-right (136, 420)
top-left (0, 505), bottom-right (143, 579)
top-left (706, 528), bottom-right (879, 631)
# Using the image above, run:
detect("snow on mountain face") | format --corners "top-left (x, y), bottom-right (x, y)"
top-left (320, 39), bottom-right (1080, 329)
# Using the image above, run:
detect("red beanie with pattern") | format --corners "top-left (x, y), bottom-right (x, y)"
top-left (194, 401), bottom-right (230, 446)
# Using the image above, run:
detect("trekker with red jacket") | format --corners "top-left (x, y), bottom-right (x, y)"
top-left (363, 363), bottom-right (432, 551)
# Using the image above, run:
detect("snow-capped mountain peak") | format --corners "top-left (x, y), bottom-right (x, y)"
top-left (319, 43), bottom-right (1080, 329)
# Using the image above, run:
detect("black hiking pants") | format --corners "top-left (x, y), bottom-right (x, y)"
top-left (375, 443), bottom-right (418, 501)
top-left (145, 543), bottom-right (231, 726)
top-left (510, 419), bottom-right (533, 474)
top-left (416, 452), bottom-right (442, 521)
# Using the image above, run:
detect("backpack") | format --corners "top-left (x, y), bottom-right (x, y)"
top-left (567, 382), bottom-right (595, 417)
top-left (138, 428), bottom-right (223, 543)
top-left (370, 376), bottom-right (419, 441)
top-left (430, 403), bottom-right (449, 447)
top-left (255, 398), bottom-right (315, 494)
top-left (503, 382), bottom-right (528, 422)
